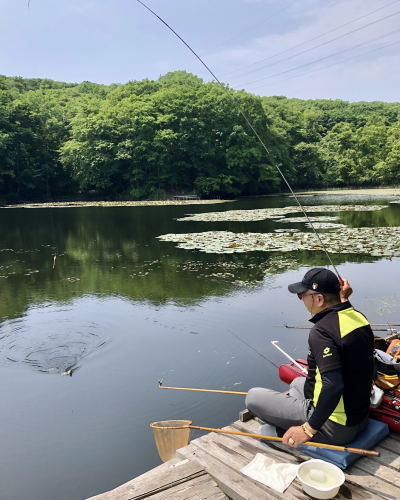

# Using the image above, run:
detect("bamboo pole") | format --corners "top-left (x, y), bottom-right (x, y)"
top-left (158, 381), bottom-right (247, 395)
top-left (150, 421), bottom-right (379, 457)
top-left (189, 425), bottom-right (380, 457)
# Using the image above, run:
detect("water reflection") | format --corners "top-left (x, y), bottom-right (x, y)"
top-left (0, 197), bottom-right (398, 379)
top-left (1, 198), bottom-right (398, 324)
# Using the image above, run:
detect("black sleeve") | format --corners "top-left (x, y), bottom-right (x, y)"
top-left (308, 368), bottom-right (344, 431)
top-left (309, 327), bottom-right (341, 374)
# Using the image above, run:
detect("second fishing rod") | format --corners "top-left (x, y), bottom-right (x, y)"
top-left (158, 339), bottom-right (306, 395)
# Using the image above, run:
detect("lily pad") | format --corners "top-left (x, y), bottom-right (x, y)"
top-left (157, 226), bottom-right (400, 256)
top-left (305, 222), bottom-right (347, 229)
top-left (2, 200), bottom-right (230, 209)
top-left (275, 216), bottom-right (339, 223)
top-left (177, 205), bottom-right (386, 223)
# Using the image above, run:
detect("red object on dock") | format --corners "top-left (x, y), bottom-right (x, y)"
top-left (278, 359), bottom-right (307, 384)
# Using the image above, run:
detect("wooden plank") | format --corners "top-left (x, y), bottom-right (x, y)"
top-left (231, 419), bottom-right (400, 499)
top-left (222, 426), bottom-right (304, 465)
top-left (386, 431), bottom-right (400, 442)
top-left (264, 441), bottom-right (400, 500)
top-left (195, 431), bottom-right (314, 499)
top-left (257, 440), bottom-right (399, 500)
top-left (87, 458), bottom-right (206, 500)
top-left (88, 417), bottom-right (400, 500)
top-left (348, 456), bottom-right (399, 485)
top-left (146, 473), bottom-right (227, 499)
top-left (377, 436), bottom-right (400, 455)
top-left (221, 426), bottom-right (359, 498)
top-left (178, 442), bottom-right (284, 500)
top-left (198, 430), bottom-right (299, 472)
top-left (344, 468), bottom-right (399, 500)
top-left (215, 427), bottom-right (383, 500)
top-left (373, 439), bottom-right (400, 470)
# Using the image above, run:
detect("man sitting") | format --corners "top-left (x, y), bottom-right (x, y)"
top-left (246, 268), bottom-right (374, 447)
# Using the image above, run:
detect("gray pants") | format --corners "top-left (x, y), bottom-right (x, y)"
top-left (245, 378), bottom-right (368, 445)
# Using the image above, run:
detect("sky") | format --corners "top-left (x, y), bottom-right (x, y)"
top-left (1, 0), bottom-right (400, 101)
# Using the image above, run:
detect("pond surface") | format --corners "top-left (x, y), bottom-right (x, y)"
top-left (0, 194), bottom-right (399, 500)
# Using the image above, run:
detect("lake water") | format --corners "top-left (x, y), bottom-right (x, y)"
top-left (0, 194), bottom-right (399, 500)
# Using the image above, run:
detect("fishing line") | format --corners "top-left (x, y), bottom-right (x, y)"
top-left (229, 330), bottom-right (280, 370)
top-left (135, 0), bottom-right (342, 279)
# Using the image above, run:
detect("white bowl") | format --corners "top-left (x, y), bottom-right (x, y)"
top-left (297, 459), bottom-right (345, 499)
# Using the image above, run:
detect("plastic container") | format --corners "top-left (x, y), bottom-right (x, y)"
top-left (297, 459), bottom-right (345, 499)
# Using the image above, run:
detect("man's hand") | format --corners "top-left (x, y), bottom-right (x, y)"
top-left (340, 278), bottom-right (353, 302)
top-left (282, 426), bottom-right (310, 448)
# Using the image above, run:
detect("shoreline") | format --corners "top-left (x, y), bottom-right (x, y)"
top-left (2, 187), bottom-right (400, 208)
top-left (0, 199), bottom-right (232, 209)
top-left (293, 187), bottom-right (400, 196)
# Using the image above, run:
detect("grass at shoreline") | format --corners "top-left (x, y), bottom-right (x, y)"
top-left (294, 187), bottom-right (400, 196)
top-left (1, 199), bottom-right (231, 209)
top-left (2, 187), bottom-right (399, 208)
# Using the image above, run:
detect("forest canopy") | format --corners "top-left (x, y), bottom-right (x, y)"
top-left (0, 71), bottom-right (399, 202)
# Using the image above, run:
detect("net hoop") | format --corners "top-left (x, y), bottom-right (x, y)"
top-left (150, 419), bottom-right (192, 430)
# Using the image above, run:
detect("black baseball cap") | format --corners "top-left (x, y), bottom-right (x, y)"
top-left (288, 267), bottom-right (341, 295)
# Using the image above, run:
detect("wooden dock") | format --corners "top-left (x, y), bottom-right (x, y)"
top-left (89, 415), bottom-right (400, 499)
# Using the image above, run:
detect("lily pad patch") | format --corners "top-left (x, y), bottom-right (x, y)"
top-left (177, 205), bottom-right (387, 223)
top-left (157, 226), bottom-right (400, 256)
top-left (275, 216), bottom-right (339, 223)
top-left (305, 222), bottom-right (347, 229)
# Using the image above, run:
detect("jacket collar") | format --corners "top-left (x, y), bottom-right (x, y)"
top-left (309, 300), bottom-right (352, 324)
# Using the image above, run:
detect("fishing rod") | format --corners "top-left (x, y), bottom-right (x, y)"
top-left (158, 380), bottom-right (247, 396)
top-left (158, 333), bottom-right (396, 399)
top-left (271, 340), bottom-right (308, 374)
top-left (135, 0), bottom-right (344, 283)
top-left (276, 324), bottom-right (399, 332)
top-left (158, 328), bottom-right (281, 395)
top-left (158, 338), bottom-right (302, 396)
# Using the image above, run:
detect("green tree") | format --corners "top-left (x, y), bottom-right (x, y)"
top-left (1, 72), bottom-right (400, 202)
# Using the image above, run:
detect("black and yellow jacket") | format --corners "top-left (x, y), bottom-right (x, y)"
top-left (304, 301), bottom-right (374, 427)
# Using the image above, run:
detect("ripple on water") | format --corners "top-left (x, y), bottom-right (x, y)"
top-left (0, 310), bottom-right (106, 375)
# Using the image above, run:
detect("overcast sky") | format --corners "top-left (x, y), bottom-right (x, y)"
top-left (1, 0), bottom-right (400, 101)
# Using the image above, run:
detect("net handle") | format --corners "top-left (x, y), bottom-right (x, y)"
top-left (149, 422), bottom-right (379, 456)
top-left (190, 425), bottom-right (379, 456)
